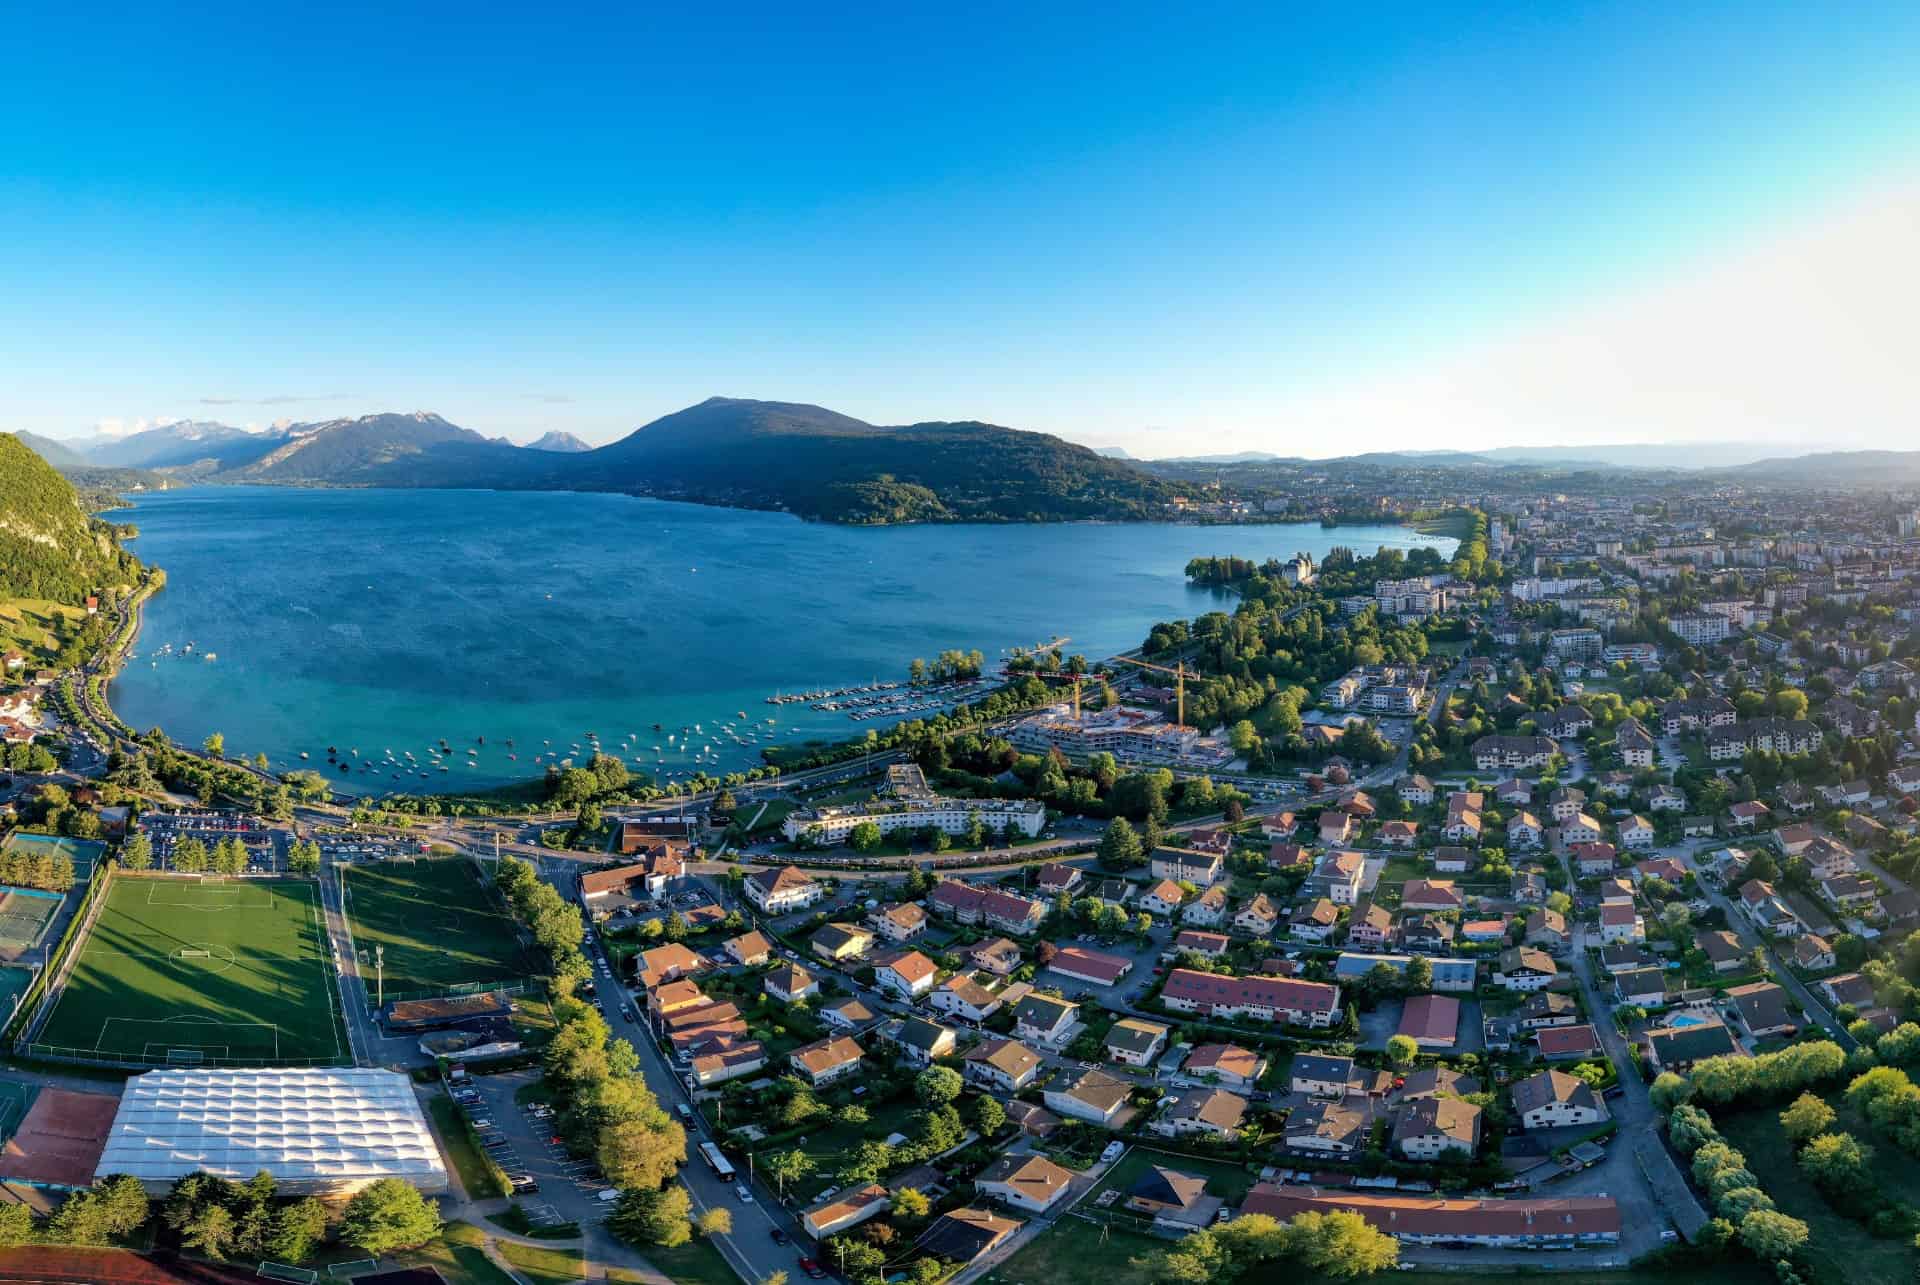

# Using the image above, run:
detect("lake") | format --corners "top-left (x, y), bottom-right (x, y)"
top-left (105, 487), bottom-right (1454, 793)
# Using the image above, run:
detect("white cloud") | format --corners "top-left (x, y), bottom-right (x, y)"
top-left (1243, 176), bottom-right (1920, 455)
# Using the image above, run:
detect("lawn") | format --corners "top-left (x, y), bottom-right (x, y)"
top-left (1093, 1146), bottom-right (1261, 1204)
top-left (32, 875), bottom-right (346, 1066)
top-left (343, 857), bottom-right (533, 999)
top-left (495, 1239), bottom-right (586, 1285)
top-left (394, 1222), bottom-right (517, 1285)
top-left (635, 1238), bottom-right (737, 1285)
top-left (428, 1091), bottom-right (511, 1199)
top-left (1717, 1092), bottom-right (1920, 1285)
top-left (0, 599), bottom-right (85, 665)
top-left (994, 1216), bottom-right (1774, 1285)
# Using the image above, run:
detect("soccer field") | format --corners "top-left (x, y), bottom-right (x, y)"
top-left (343, 858), bottom-right (531, 999)
top-left (32, 877), bottom-right (346, 1066)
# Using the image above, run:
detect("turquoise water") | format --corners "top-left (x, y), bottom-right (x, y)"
top-left (106, 487), bottom-right (1454, 793)
top-left (1665, 1013), bottom-right (1710, 1028)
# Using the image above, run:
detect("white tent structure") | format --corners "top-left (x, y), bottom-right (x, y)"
top-left (95, 1067), bottom-right (449, 1195)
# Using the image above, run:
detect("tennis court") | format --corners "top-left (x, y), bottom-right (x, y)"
top-left (0, 965), bottom-right (34, 1020)
top-left (31, 877), bottom-right (347, 1066)
top-left (0, 889), bottom-right (60, 951)
top-left (343, 858), bottom-right (531, 998)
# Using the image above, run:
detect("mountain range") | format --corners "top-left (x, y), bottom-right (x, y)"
top-left (20, 399), bottom-right (1172, 524)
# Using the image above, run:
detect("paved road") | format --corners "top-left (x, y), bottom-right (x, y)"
top-left (1669, 837), bottom-right (1854, 1049)
top-left (1551, 845), bottom-right (1709, 1245)
top-left (559, 873), bottom-right (817, 1285)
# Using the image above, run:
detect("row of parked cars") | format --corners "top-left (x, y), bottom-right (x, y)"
top-left (449, 1079), bottom-right (539, 1195)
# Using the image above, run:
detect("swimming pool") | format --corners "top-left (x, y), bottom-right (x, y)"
top-left (1665, 1012), bottom-right (1712, 1028)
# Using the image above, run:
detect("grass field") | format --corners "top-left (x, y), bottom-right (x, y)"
top-left (1717, 1092), bottom-right (1920, 1285)
top-left (0, 599), bottom-right (85, 666)
top-left (494, 1239), bottom-right (585, 1285)
top-left (33, 876), bottom-right (346, 1065)
top-left (343, 858), bottom-right (531, 998)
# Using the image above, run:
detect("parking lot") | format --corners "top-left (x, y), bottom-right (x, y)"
top-left (138, 810), bottom-right (289, 872)
top-left (464, 1066), bottom-right (622, 1222)
top-left (315, 835), bottom-right (423, 863)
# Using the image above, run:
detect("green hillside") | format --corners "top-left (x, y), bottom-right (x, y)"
top-left (0, 434), bottom-right (145, 603)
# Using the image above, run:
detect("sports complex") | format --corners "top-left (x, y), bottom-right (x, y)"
top-left (25, 875), bottom-right (347, 1068)
top-left (339, 857), bottom-right (532, 1001)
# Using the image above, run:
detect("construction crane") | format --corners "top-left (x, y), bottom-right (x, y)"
top-left (1109, 655), bottom-right (1197, 729)
top-left (1026, 670), bottom-right (1093, 719)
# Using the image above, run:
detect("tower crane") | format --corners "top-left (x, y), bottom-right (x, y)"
top-left (1109, 655), bottom-right (1197, 730)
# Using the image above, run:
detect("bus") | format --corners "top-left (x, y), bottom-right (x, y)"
top-left (698, 1141), bottom-right (736, 1181)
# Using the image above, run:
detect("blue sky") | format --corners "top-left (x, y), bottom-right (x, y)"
top-left (3, 2), bottom-right (1917, 454)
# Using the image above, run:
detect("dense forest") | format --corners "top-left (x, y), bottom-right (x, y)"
top-left (0, 434), bottom-right (145, 602)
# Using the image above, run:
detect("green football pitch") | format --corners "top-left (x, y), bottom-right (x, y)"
top-left (342, 858), bottom-right (531, 999)
top-left (33, 877), bottom-right (346, 1066)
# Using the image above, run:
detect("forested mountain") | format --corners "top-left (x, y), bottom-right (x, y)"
top-left (0, 434), bottom-right (144, 601)
top-left (25, 398), bottom-right (1175, 524)
top-left (560, 397), bottom-right (1172, 522)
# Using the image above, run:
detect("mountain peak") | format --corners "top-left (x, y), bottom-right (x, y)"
top-left (527, 430), bottom-right (592, 453)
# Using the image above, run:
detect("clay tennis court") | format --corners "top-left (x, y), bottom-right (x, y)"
top-left (0, 1087), bottom-right (117, 1188)
top-left (0, 1245), bottom-right (266, 1282)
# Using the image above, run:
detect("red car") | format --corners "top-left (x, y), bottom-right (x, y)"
top-left (798, 1258), bottom-right (827, 1279)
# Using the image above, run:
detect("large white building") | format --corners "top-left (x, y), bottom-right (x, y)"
top-left (96, 1068), bottom-right (448, 1196)
top-left (783, 794), bottom-right (1045, 844)
top-left (1667, 613), bottom-right (1732, 646)
top-left (1008, 703), bottom-right (1234, 771)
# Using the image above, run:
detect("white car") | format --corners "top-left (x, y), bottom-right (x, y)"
top-left (735, 1183), bottom-right (753, 1202)
top-left (1100, 1141), bottom-right (1124, 1164)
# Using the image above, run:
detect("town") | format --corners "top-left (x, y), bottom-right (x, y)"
top-left (3, 472), bottom-right (1920, 1285)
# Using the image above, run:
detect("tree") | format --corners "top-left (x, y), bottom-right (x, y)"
top-left (1098, 816), bottom-right (1143, 867)
top-left (915, 1066), bottom-right (963, 1108)
top-left (1798, 1131), bottom-right (1872, 1194)
top-left (973, 1094), bottom-right (1006, 1137)
top-left (849, 821), bottom-right (883, 852)
top-left (611, 1184), bottom-right (693, 1249)
top-left (266, 1198), bottom-right (329, 1264)
top-left (890, 1187), bottom-right (931, 1221)
top-left (288, 839), bottom-right (322, 876)
top-left (1291, 1209), bottom-right (1399, 1277)
top-left (1779, 1092), bottom-right (1836, 1145)
top-left (203, 732), bottom-right (224, 758)
top-left (339, 1178), bottom-right (442, 1255)
top-left (121, 831), bottom-right (153, 872)
top-left (183, 1204), bottom-right (235, 1261)
top-left (695, 1207), bottom-right (734, 1238)
top-left (1737, 1209), bottom-right (1809, 1260)
top-left (0, 1202), bottom-right (31, 1247)
top-left (1385, 1035), bottom-right (1418, 1067)
top-left (172, 837), bottom-right (208, 873)
top-left (1403, 954), bottom-right (1433, 994)
top-left (764, 1149), bottom-right (815, 1198)
top-left (597, 1118), bottom-right (689, 1191)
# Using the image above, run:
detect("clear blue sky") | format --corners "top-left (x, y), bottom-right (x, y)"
top-left (4, 2), bottom-right (1917, 453)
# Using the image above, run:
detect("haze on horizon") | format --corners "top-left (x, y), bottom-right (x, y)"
top-left (3, 4), bottom-right (1916, 460)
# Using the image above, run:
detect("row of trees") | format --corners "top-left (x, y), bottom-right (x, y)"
top-left (0, 1168), bottom-right (440, 1264)
top-left (0, 842), bottom-right (75, 891)
top-left (494, 855), bottom-right (589, 985)
top-left (535, 982), bottom-right (692, 1247)
top-left (1141, 1207), bottom-right (1398, 1282)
